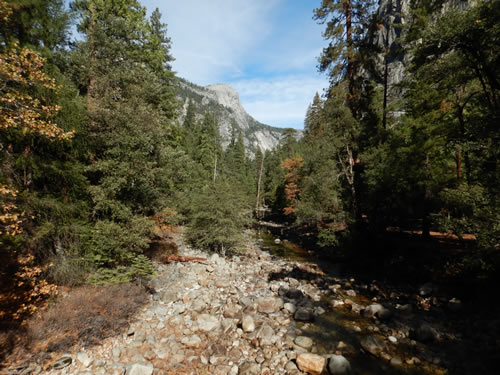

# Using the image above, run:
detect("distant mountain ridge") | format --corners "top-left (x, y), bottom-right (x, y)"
top-left (175, 78), bottom-right (284, 155)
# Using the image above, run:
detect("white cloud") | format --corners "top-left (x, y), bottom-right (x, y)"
top-left (140, 0), bottom-right (328, 129)
top-left (143, 0), bottom-right (282, 84)
top-left (231, 75), bottom-right (328, 129)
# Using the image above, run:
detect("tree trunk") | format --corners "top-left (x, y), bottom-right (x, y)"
top-left (382, 17), bottom-right (390, 129)
top-left (255, 154), bottom-right (264, 217)
top-left (345, 0), bottom-right (355, 116)
top-left (87, 2), bottom-right (97, 125)
top-left (422, 153), bottom-right (431, 238)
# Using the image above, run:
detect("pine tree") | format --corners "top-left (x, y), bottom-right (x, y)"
top-left (314, 0), bottom-right (375, 115)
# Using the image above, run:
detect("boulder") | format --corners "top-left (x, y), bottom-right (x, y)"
top-left (294, 307), bottom-right (314, 322)
top-left (296, 353), bottom-right (326, 375)
top-left (328, 355), bottom-right (351, 374)
top-left (294, 336), bottom-right (313, 350)
top-left (411, 323), bottom-right (439, 342)
top-left (360, 336), bottom-right (386, 356)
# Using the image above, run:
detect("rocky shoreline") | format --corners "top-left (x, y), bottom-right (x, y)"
top-left (10, 230), bottom-right (498, 375)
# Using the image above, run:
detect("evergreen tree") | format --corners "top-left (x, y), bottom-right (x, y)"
top-left (314, 0), bottom-right (375, 114)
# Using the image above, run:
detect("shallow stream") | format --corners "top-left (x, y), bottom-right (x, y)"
top-left (257, 228), bottom-right (434, 375)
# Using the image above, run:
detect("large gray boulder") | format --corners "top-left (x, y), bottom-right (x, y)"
top-left (328, 354), bottom-right (351, 374)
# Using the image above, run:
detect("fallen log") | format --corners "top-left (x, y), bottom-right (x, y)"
top-left (161, 255), bottom-right (209, 264)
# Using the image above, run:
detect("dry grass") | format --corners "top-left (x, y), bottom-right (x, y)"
top-left (26, 283), bottom-right (148, 354)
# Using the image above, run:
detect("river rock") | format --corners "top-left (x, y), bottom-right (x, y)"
top-left (181, 334), bottom-right (202, 347)
top-left (284, 302), bottom-right (297, 314)
top-left (242, 314), bottom-right (255, 333)
top-left (328, 354), bottom-right (351, 374)
top-left (411, 323), bottom-right (439, 342)
top-left (360, 336), bottom-right (386, 356)
top-left (294, 336), bottom-right (313, 349)
top-left (285, 361), bottom-right (298, 372)
top-left (363, 303), bottom-right (392, 320)
top-left (76, 352), bottom-right (92, 367)
top-left (256, 323), bottom-right (276, 346)
top-left (256, 297), bottom-right (282, 314)
top-left (294, 307), bottom-right (314, 322)
top-left (239, 362), bottom-right (261, 375)
top-left (197, 314), bottom-right (220, 332)
top-left (390, 356), bottom-right (403, 367)
top-left (127, 363), bottom-right (153, 375)
top-left (296, 353), bottom-right (326, 375)
top-left (286, 288), bottom-right (304, 300)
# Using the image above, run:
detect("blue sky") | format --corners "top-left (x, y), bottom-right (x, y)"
top-left (141, 0), bottom-right (329, 129)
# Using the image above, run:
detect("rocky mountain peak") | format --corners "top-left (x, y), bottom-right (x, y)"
top-left (176, 78), bottom-right (284, 155)
top-left (206, 84), bottom-right (243, 111)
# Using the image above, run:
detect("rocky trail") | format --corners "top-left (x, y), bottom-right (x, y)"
top-left (6, 230), bottom-right (498, 375)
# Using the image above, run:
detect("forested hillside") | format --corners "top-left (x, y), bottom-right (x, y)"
top-left (0, 0), bottom-right (498, 373)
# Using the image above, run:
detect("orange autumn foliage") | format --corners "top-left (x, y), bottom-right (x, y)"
top-left (281, 156), bottom-right (304, 216)
top-left (0, 0), bottom-right (73, 239)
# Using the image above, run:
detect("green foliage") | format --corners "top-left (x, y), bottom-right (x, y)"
top-left (186, 181), bottom-right (251, 255)
top-left (86, 217), bottom-right (152, 268)
top-left (439, 184), bottom-right (499, 251)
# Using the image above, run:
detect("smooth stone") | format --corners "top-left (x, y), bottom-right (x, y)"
top-left (346, 289), bottom-right (356, 297)
top-left (242, 314), bottom-right (256, 333)
top-left (388, 336), bottom-right (398, 343)
top-left (127, 363), bottom-right (153, 375)
top-left (294, 336), bottom-right (313, 350)
top-left (328, 354), bottom-right (351, 374)
top-left (296, 353), bottom-right (326, 375)
top-left (390, 356), bottom-right (403, 367)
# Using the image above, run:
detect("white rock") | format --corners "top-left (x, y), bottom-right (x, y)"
top-left (76, 352), bottom-right (92, 367)
top-left (127, 363), bottom-right (153, 375)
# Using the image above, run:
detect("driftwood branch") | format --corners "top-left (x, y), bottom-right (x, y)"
top-left (161, 255), bottom-right (209, 264)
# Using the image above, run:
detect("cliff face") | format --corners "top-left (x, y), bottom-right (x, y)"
top-left (176, 79), bottom-right (284, 155)
top-left (371, 0), bottom-right (472, 90)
